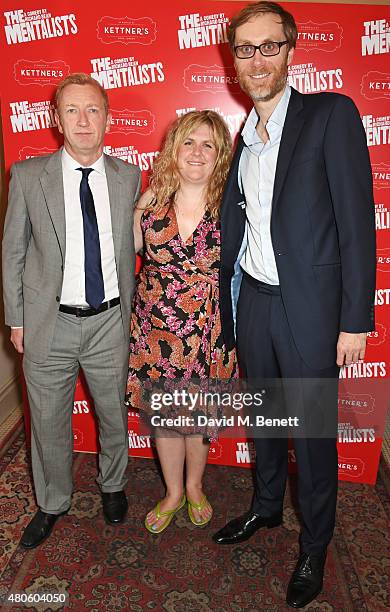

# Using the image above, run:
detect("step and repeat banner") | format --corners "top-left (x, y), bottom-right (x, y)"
top-left (1, 1), bottom-right (389, 483)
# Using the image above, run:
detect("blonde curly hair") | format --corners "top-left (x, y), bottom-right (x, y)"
top-left (148, 110), bottom-right (232, 219)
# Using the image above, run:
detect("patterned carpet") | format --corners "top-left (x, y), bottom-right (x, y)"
top-left (0, 428), bottom-right (389, 611)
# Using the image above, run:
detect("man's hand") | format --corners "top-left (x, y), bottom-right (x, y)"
top-left (10, 328), bottom-right (24, 354)
top-left (336, 331), bottom-right (367, 367)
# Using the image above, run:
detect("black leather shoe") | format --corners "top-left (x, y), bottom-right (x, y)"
top-left (212, 510), bottom-right (282, 545)
top-left (102, 491), bottom-right (128, 524)
top-left (286, 552), bottom-right (326, 608)
top-left (20, 510), bottom-right (64, 549)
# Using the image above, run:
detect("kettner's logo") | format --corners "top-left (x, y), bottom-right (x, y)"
top-left (14, 59), bottom-right (70, 86)
top-left (338, 393), bottom-right (375, 415)
top-left (367, 323), bottom-right (387, 346)
top-left (3, 8), bottom-right (77, 44)
top-left (361, 19), bottom-right (390, 56)
top-left (372, 163), bottom-right (390, 190)
top-left (97, 16), bottom-right (156, 45)
top-left (296, 21), bottom-right (342, 52)
top-left (19, 146), bottom-right (56, 160)
top-left (377, 248), bottom-right (390, 272)
top-left (208, 441), bottom-right (223, 461)
top-left (338, 457), bottom-right (365, 477)
top-left (361, 71), bottom-right (390, 100)
top-left (110, 109), bottom-right (155, 135)
top-left (183, 64), bottom-right (240, 94)
top-left (73, 428), bottom-right (84, 447)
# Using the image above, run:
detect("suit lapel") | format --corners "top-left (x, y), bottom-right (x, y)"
top-left (221, 137), bottom-right (246, 263)
top-left (221, 137), bottom-right (245, 217)
top-left (39, 149), bottom-right (65, 261)
top-left (39, 151), bottom-right (124, 265)
top-left (272, 88), bottom-right (305, 210)
top-left (104, 154), bottom-right (123, 264)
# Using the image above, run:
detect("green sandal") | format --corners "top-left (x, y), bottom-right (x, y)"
top-left (145, 494), bottom-right (186, 534)
top-left (187, 494), bottom-right (213, 526)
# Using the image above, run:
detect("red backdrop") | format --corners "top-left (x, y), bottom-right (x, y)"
top-left (1, 1), bottom-right (389, 483)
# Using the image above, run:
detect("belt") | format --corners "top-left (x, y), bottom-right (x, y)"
top-left (59, 297), bottom-right (120, 317)
top-left (242, 271), bottom-right (281, 295)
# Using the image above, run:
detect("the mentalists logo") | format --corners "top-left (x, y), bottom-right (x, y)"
top-left (90, 56), bottom-right (164, 89)
top-left (361, 19), bottom-right (390, 56)
top-left (3, 7), bottom-right (77, 44)
top-left (9, 99), bottom-right (55, 133)
top-left (177, 12), bottom-right (228, 49)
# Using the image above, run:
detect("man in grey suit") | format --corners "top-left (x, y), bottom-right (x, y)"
top-left (2, 73), bottom-right (141, 548)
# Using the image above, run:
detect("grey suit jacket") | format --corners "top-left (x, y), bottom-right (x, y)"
top-left (2, 148), bottom-right (141, 363)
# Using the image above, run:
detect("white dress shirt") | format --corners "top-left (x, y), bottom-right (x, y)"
top-left (61, 148), bottom-right (119, 306)
top-left (239, 85), bottom-right (291, 285)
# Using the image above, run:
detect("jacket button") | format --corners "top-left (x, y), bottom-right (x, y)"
top-left (56, 296), bottom-right (60, 302)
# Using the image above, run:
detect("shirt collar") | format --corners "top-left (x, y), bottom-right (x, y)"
top-left (269, 84), bottom-right (291, 128)
top-left (241, 84), bottom-right (291, 146)
top-left (61, 147), bottom-right (106, 175)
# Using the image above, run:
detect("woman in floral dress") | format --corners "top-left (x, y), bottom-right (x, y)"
top-left (126, 110), bottom-right (237, 533)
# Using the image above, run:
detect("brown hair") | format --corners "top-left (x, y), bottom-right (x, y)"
top-left (148, 110), bottom-right (232, 220)
top-left (228, 1), bottom-right (298, 50)
top-left (55, 72), bottom-right (109, 114)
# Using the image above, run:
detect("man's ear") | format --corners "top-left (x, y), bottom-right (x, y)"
top-left (105, 112), bottom-right (112, 134)
top-left (287, 46), bottom-right (294, 67)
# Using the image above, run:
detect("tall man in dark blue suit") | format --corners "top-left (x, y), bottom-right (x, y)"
top-left (212, 2), bottom-right (376, 608)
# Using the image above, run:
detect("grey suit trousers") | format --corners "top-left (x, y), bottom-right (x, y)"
top-left (23, 304), bottom-right (129, 514)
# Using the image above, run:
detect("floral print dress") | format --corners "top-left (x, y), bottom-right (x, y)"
top-left (125, 202), bottom-right (238, 436)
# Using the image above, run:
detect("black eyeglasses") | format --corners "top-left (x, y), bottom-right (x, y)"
top-left (234, 41), bottom-right (289, 59)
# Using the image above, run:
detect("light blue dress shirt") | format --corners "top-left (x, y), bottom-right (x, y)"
top-left (239, 85), bottom-right (291, 285)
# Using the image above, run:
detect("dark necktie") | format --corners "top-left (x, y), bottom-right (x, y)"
top-left (77, 167), bottom-right (105, 309)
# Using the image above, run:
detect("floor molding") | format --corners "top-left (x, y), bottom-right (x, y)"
top-left (0, 403), bottom-right (24, 451)
top-left (0, 375), bottom-right (22, 425)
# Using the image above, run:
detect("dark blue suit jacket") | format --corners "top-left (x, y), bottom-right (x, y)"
top-left (219, 88), bottom-right (376, 370)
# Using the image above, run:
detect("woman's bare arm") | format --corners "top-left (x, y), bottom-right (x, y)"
top-left (133, 188), bottom-right (154, 253)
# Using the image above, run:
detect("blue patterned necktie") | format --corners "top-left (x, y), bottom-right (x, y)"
top-left (77, 167), bottom-right (105, 309)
